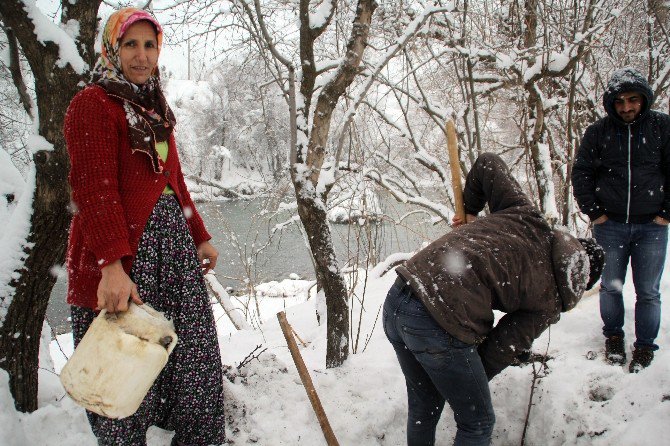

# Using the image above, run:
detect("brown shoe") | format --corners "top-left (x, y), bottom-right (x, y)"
top-left (605, 335), bottom-right (626, 365)
top-left (629, 348), bottom-right (654, 373)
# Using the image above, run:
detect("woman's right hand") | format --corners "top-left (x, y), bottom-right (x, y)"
top-left (97, 260), bottom-right (142, 313)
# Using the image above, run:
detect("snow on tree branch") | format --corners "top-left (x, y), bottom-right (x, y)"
top-left (334, 3), bottom-right (456, 165)
top-left (0, 165), bottom-right (35, 325)
top-left (364, 166), bottom-right (451, 221)
top-left (21, 0), bottom-right (87, 74)
top-left (309, 0), bottom-right (336, 33)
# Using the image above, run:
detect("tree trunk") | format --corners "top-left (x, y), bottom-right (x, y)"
top-left (290, 0), bottom-right (376, 368)
top-left (0, 0), bottom-right (100, 412)
top-left (520, 0), bottom-right (559, 224)
top-left (295, 193), bottom-right (349, 367)
top-left (526, 87), bottom-right (558, 224)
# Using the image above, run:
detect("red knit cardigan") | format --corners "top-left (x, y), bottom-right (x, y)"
top-left (64, 85), bottom-right (211, 309)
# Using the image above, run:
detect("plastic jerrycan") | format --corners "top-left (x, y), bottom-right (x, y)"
top-left (60, 302), bottom-right (178, 419)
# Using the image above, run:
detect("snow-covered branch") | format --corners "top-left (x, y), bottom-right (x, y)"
top-left (334, 3), bottom-right (457, 166)
top-left (14, 0), bottom-right (87, 74)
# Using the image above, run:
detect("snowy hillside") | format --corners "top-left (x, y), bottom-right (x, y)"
top-left (1, 260), bottom-right (668, 445)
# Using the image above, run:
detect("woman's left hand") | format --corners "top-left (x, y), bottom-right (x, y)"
top-left (197, 241), bottom-right (218, 274)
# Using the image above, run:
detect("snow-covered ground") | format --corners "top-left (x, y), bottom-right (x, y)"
top-left (1, 254), bottom-right (668, 445)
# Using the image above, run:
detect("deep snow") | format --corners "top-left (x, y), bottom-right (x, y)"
top-left (1, 257), bottom-right (668, 445)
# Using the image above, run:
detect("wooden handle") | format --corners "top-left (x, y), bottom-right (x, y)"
top-left (277, 311), bottom-right (339, 446)
top-left (290, 324), bottom-right (308, 348)
top-left (446, 120), bottom-right (465, 221)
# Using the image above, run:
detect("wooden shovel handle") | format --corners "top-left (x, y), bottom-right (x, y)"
top-left (446, 120), bottom-right (465, 221)
top-left (277, 311), bottom-right (339, 446)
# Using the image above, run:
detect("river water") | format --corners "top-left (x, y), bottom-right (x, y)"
top-left (46, 196), bottom-right (447, 334)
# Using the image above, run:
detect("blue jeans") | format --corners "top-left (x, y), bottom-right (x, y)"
top-left (383, 278), bottom-right (494, 446)
top-left (592, 219), bottom-right (667, 350)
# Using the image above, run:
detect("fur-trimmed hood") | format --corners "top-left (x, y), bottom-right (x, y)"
top-left (551, 229), bottom-right (589, 312)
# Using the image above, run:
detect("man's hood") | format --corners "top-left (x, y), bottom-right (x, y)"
top-left (551, 229), bottom-right (588, 312)
top-left (603, 67), bottom-right (653, 125)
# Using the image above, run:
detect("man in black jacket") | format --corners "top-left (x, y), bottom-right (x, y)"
top-left (572, 67), bottom-right (670, 372)
top-left (385, 153), bottom-right (603, 446)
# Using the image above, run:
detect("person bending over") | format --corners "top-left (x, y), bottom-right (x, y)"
top-left (384, 153), bottom-right (603, 446)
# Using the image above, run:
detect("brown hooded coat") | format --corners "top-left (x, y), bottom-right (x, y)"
top-left (396, 153), bottom-right (588, 379)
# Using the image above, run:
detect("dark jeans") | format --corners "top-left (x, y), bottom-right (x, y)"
top-left (383, 278), bottom-right (494, 446)
top-left (593, 219), bottom-right (667, 350)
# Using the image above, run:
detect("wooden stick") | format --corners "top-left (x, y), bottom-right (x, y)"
top-left (290, 323), bottom-right (309, 348)
top-left (277, 311), bottom-right (339, 446)
top-left (446, 120), bottom-right (465, 221)
top-left (204, 272), bottom-right (251, 331)
top-left (520, 361), bottom-right (539, 446)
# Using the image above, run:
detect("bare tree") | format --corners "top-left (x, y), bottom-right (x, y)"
top-left (352, 0), bottom-right (645, 231)
top-left (287, 0), bottom-right (377, 367)
top-left (157, 0), bottom-right (670, 368)
top-left (0, 34), bottom-right (32, 171)
top-left (227, 0), bottom-right (458, 367)
top-left (0, 0), bottom-right (100, 412)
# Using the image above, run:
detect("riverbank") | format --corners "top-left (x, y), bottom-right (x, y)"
top-left (47, 193), bottom-right (447, 334)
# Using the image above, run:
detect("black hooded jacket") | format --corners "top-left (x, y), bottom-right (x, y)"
top-left (572, 68), bottom-right (670, 223)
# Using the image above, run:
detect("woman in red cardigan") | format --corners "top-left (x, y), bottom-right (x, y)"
top-left (64, 8), bottom-right (224, 446)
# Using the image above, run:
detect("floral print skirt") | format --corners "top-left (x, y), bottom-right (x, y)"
top-left (71, 195), bottom-right (225, 446)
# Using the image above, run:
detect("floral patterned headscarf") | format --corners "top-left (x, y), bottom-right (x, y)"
top-left (91, 7), bottom-right (175, 173)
